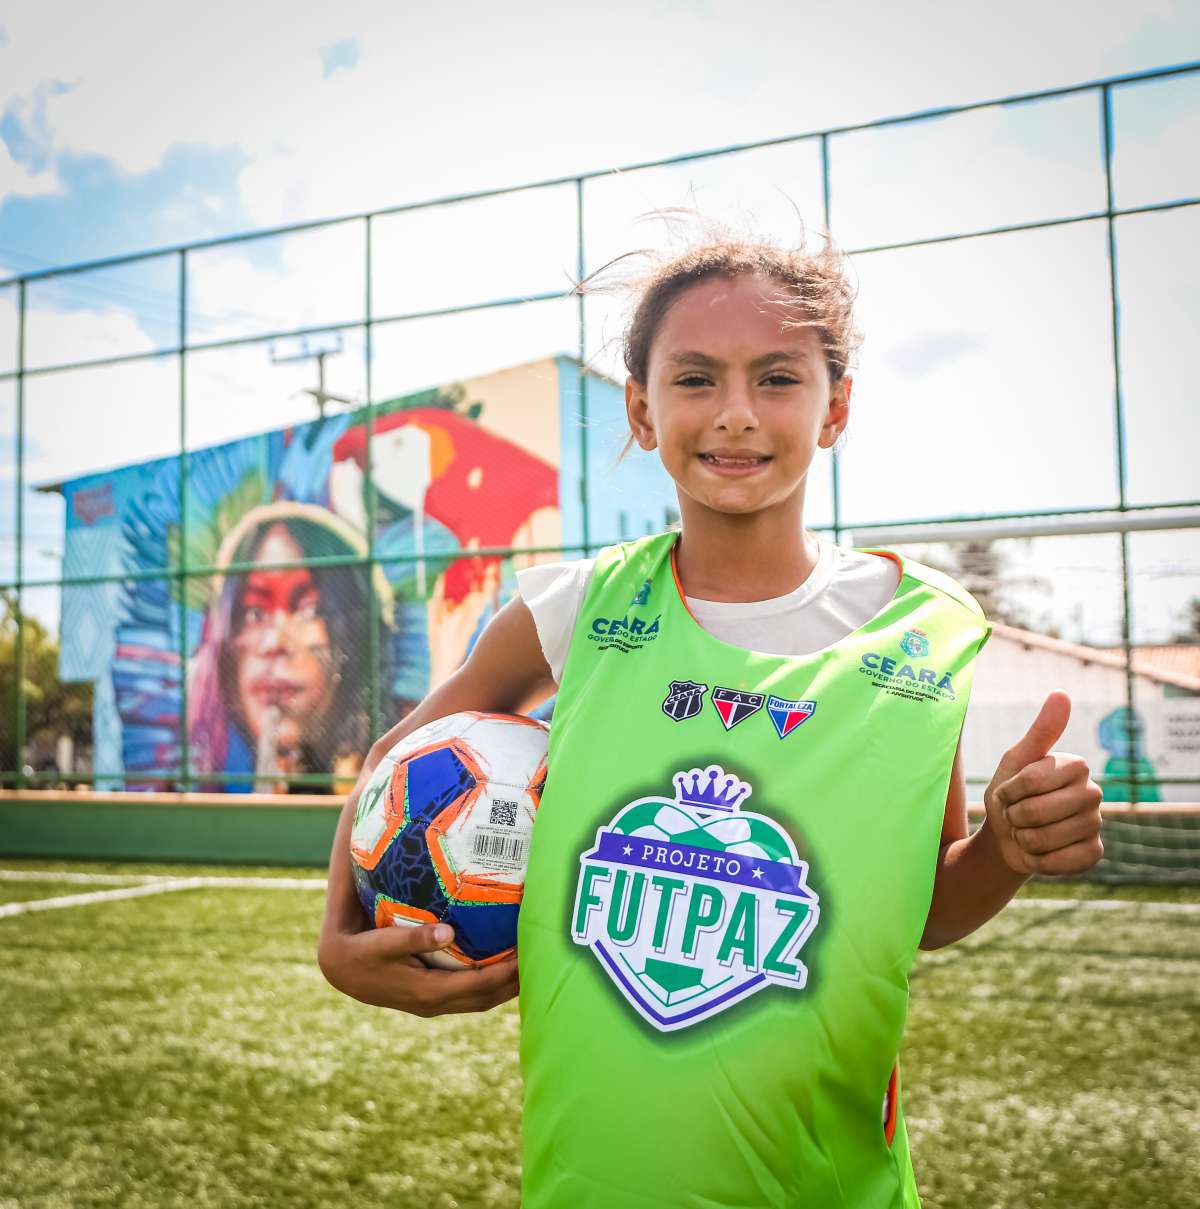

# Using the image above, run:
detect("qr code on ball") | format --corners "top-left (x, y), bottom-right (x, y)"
top-left (489, 799), bottom-right (520, 827)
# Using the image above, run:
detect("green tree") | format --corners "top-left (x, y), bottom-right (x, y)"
top-left (919, 540), bottom-right (1053, 632)
top-left (1171, 597), bottom-right (1200, 644)
top-left (0, 592), bottom-right (93, 776)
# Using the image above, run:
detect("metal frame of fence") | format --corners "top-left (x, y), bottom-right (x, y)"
top-left (2, 59), bottom-right (1198, 792)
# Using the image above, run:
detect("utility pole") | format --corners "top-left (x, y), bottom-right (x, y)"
top-left (269, 332), bottom-right (356, 417)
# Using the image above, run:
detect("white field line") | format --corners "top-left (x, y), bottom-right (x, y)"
top-left (166, 876), bottom-right (326, 889)
top-left (0, 879), bottom-right (208, 919)
top-left (0, 870), bottom-right (325, 889)
top-left (0, 871), bottom-right (326, 918)
top-left (0, 870), bottom-right (170, 885)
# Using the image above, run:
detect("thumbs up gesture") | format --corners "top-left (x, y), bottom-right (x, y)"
top-left (984, 690), bottom-right (1104, 876)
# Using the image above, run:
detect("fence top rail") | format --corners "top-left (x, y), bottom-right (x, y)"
top-left (1, 59), bottom-right (1196, 291)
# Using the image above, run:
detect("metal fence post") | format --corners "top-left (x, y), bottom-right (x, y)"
top-left (365, 215), bottom-right (381, 743)
top-left (178, 249), bottom-right (190, 791)
top-left (820, 131), bottom-right (844, 547)
top-left (1101, 82), bottom-right (1140, 804)
top-left (13, 281), bottom-right (26, 787)
top-left (575, 178), bottom-right (590, 557)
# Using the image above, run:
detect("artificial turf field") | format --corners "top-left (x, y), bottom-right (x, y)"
top-left (0, 861), bottom-right (1196, 1209)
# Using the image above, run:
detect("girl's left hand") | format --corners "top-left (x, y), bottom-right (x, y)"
top-left (983, 690), bottom-right (1104, 876)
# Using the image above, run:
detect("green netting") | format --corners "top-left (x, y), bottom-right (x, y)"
top-left (969, 807), bottom-right (1200, 885)
top-left (1090, 810), bottom-right (1200, 883)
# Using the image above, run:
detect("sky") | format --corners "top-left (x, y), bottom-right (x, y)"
top-left (0, 0), bottom-right (1198, 643)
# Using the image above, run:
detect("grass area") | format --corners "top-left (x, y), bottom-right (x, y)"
top-left (1016, 879), bottom-right (1200, 903)
top-left (0, 863), bottom-right (1195, 1208)
top-left (907, 895), bottom-right (1198, 1209)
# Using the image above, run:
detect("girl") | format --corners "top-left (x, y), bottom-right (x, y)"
top-left (318, 232), bottom-right (1103, 1208)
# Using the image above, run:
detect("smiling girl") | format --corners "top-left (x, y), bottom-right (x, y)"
top-left (319, 231), bottom-right (1103, 1207)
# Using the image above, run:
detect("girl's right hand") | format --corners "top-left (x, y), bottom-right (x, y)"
top-left (316, 591), bottom-right (554, 1019)
top-left (317, 918), bottom-right (519, 1017)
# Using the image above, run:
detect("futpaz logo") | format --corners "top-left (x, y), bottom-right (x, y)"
top-left (571, 764), bottom-right (820, 1032)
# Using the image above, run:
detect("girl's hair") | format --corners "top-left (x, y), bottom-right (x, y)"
top-left (582, 215), bottom-right (862, 464)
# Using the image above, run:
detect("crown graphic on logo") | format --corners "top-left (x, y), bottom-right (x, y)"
top-left (672, 764), bottom-right (753, 814)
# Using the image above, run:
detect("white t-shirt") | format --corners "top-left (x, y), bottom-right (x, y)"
top-left (515, 532), bottom-right (901, 685)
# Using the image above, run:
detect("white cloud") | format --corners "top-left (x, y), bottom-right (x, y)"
top-left (1110, 74), bottom-right (1200, 208)
top-left (0, 284), bottom-right (158, 374)
top-left (27, 302), bottom-right (155, 370)
top-left (0, 134), bottom-right (60, 203)
top-left (186, 221), bottom-right (365, 344)
top-left (843, 219), bottom-right (1120, 522)
top-left (829, 96), bottom-right (1109, 249)
top-left (2, 0), bottom-right (1196, 237)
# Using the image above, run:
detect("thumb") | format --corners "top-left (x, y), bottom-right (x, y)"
top-left (993, 690), bottom-right (1071, 783)
top-left (355, 920), bottom-right (456, 961)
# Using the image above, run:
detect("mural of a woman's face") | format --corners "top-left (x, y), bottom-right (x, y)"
top-left (232, 523), bottom-right (337, 759)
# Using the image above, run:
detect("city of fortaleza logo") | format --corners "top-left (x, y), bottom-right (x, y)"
top-left (571, 764), bottom-right (820, 1033)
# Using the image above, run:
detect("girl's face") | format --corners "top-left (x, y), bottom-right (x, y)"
top-left (232, 523), bottom-right (336, 755)
top-left (625, 272), bottom-right (849, 523)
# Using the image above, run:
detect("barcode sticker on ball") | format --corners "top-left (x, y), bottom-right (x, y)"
top-left (471, 826), bottom-right (529, 872)
top-left (489, 800), bottom-right (520, 827)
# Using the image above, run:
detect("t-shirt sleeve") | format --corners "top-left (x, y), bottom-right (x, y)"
top-left (514, 557), bottom-right (596, 685)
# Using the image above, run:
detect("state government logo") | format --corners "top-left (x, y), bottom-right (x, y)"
top-left (900, 628), bottom-right (930, 659)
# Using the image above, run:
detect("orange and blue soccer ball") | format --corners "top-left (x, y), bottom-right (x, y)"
top-left (349, 711), bottom-right (549, 969)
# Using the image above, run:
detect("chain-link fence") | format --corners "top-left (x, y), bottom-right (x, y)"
top-left (1, 63), bottom-right (1197, 848)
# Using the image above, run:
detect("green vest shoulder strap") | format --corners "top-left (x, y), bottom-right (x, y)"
top-left (587, 532), bottom-right (672, 600)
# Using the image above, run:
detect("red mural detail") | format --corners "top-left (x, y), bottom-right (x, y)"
top-left (441, 554), bottom-right (497, 604)
top-left (73, 483), bottom-right (116, 525)
top-left (334, 408), bottom-right (559, 605)
top-left (116, 644), bottom-right (182, 668)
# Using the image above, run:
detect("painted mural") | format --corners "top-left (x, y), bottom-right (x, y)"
top-left (57, 363), bottom-right (580, 791)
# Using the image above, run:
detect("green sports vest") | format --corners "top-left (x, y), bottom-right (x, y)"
top-left (517, 531), bottom-right (991, 1209)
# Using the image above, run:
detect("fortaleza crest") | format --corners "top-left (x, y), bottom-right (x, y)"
top-left (767, 695), bottom-right (816, 738)
top-left (571, 764), bottom-right (820, 1032)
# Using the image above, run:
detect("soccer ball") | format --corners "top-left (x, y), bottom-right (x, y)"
top-left (349, 710), bottom-right (550, 970)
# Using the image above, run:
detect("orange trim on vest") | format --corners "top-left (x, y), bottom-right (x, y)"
top-left (857, 546), bottom-right (904, 591)
top-left (883, 1062), bottom-right (900, 1146)
top-left (668, 537), bottom-right (699, 622)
